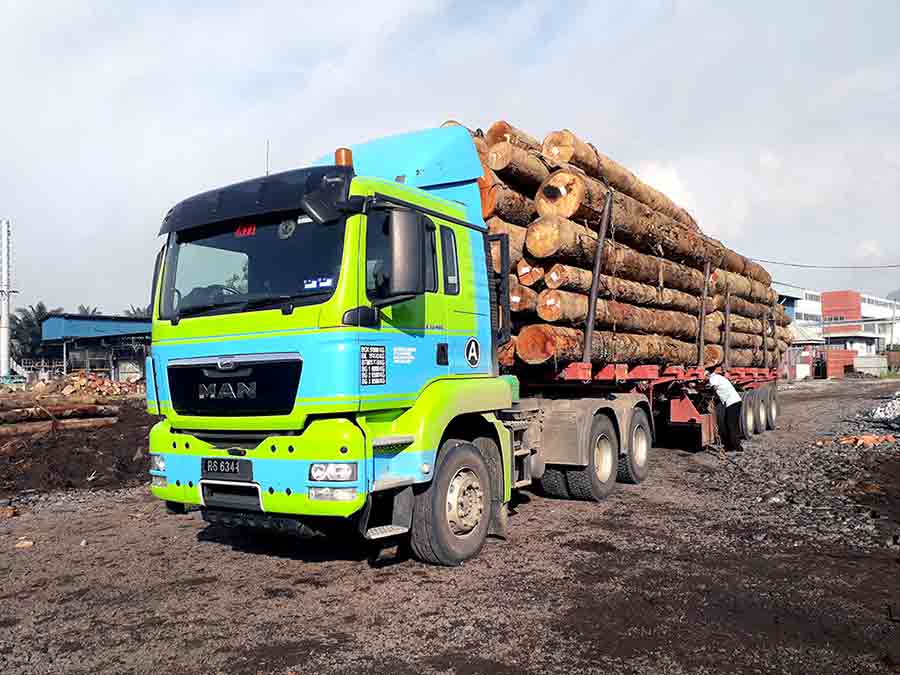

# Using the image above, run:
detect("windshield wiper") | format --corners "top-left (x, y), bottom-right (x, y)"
top-left (242, 291), bottom-right (333, 313)
top-left (172, 300), bottom-right (247, 323)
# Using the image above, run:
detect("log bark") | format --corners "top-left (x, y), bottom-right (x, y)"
top-left (0, 404), bottom-right (119, 425)
top-left (537, 292), bottom-right (719, 343)
top-left (541, 129), bottom-right (699, 230)
top-left (498, 336), bottom-right (517, 368)
top-left (485, 121), bottom-right (540, 151)
top-left (710, 293), bottom-right (773, 320)
top-left (535, 169), bottom-right (771, 285)
top-left (710, 269), bottom-right (777, 305)
top-left (516, 324), bottom-right (723, 367)
top-left (482, 172), bottom-right (536, 226)
top-left (526, 217), bottom-right (707, 294)
top-left (516, 258), bottom-right (545, 287)
top-left (509, 281), bottom-right (538, 313)
top-left (487, 217), bottom-right (527, 273)
top-left (487, 142), bottom-right (550, 193)
top-left (526, 216), bottom-right (773, 305)
top-left (0, 417), bottom-right (118, 437)
top-left (544, 264), bottom-right (702, 314)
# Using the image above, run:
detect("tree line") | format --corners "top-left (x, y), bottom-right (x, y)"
top-left (11, 302), bottom-right (151, 360)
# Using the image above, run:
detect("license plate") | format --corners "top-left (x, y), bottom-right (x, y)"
top-left (201, 457), bottom-right (251, 480)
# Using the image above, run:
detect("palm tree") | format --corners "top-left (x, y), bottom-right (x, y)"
top-left (10, 302), bottom-right (64, 360)
top-left (123, 304), bottom-right (151, 318)
top-left (77, 304), bottom-right (102, 316)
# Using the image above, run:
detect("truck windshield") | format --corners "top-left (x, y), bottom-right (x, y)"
top-left (159, 212), bottom-right (346, 320)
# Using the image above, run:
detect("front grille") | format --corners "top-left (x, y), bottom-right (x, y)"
top-left (180, 429), bottom-right (298, 449)
top-left (168, 353), bottom-right (301, 417)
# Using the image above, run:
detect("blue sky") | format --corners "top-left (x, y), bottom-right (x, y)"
top-left (1, 1), bottom-right (898, 311)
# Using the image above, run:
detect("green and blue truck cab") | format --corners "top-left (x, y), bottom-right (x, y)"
top-left (146, 126), bottom-right (517, 565)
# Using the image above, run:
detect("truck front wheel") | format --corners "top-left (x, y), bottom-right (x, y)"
top-left (410, 441), bottom-right (491, 566)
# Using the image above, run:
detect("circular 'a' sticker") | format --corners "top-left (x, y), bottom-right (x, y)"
top-left (465, 337), bottom-right (480, 368)
top-left (278, 219), bottom-right (297, 239)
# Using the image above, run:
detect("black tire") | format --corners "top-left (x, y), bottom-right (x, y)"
top-left (409, 440), bottom-right (492, 566)
top-left (741, 392), bottom-right (755, 440)
top-left (618, 408), bottom-right (651, 484)
top-left (472, 436), bottom-right (504, 535)
top-left (753, 390), bottom-right (768, 434)
top-left (765, 386), bottom-right (778, 430)
top-left (565, 415), bottom-right (618, 501)
top-left (539, 466), bottom-right (571, 499)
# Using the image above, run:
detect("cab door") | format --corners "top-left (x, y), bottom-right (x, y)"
top-left (357, 209), bottom-right (449, 412)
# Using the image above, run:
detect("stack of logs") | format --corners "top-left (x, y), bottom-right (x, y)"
top-left (465, 120), bottom-right (792, 370)
top-left (0, 403), bottom-right (119, 437)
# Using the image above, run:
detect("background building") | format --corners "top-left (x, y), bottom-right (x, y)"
top-left (40, 314), bottom-right (151, 381)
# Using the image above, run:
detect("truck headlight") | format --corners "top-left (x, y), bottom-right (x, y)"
top-left (151, 475), bottom-right (168, 488)
top-left (309, 487), bottom-right (357, 501)
top-left (150, 455), bottom-right (166, 472)
top-left (309, 462), bottom-right (357, 482)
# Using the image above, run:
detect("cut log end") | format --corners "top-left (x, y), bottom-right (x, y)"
top-left (541, 130), bottom-right (577, 164)
top-left (536, 290), bottom-right (564, 323)
top-left (485, 121), bottom-right (540, 151)
top-left (487, 142), bottom-right (515, 172)
top-left (536, 170), bottom-right (587, 220)
top-left (516, 258), bottom-right (544, 287)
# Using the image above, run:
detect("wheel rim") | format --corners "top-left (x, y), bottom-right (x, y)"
top-left (757, 400), bottom-right (767, 429)
top-left (594, 435), bottom-right (614, 483)
top-left (769, 397), bottom-right (778, 423)
top-left (744, 404), bottom-right (755, 433)
top-left (446, 467), bottom-right (485, 537)
top-left (632, 425), bottom-right (650, 467)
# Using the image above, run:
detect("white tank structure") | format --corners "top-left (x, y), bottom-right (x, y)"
top-left (0, 219), bottom-right (12, 378)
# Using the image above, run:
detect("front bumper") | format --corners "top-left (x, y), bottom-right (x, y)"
top-left (148, 417), bottom-right (367, 517)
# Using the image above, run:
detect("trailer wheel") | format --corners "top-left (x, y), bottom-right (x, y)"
top-left (618, 408), bottom-right (651, 484)
top-left (539, 467), bottom-right (571, 499)
top-left (754, 391), bottom-right (768, 434)
top-left (409, 440), bottom-right (491, 566)
top-left (565, 415), bottom-right (618, 501)
top-left (741, 392), bottom-right (756, 439)
top-left (765, 387), bottom-right (778, 430)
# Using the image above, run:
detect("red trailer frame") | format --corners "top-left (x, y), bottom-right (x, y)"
top-left (549, 362), bottom-right (779, 448)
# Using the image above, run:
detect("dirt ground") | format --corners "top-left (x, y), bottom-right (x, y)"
top-left (2, 380), bottom-right (899, 674)
top-left (0, 401), bottom-right (152, 499)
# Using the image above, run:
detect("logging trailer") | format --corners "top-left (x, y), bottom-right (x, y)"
top-left (145, 126), bottom-right (780, 565)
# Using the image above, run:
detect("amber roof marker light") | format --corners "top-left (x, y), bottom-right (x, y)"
top-left (335, 147), bottom-right (353, 168)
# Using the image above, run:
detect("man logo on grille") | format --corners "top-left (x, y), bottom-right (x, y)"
top-left (465, 338), bottom-right (480, 368)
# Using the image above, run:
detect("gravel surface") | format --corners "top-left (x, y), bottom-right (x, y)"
top-left (2, 379), bottom-right (899, 674)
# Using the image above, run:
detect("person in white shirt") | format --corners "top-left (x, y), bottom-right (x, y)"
top-left (706, 371), bottom-right (743, 452)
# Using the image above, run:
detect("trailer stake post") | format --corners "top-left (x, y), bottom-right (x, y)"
top-left (582, 182), bottom-right (614, 365)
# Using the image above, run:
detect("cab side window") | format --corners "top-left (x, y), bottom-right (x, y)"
top-left (366, 211), bottom-right (439, 298)
top-left (365, 210), bottom-right (391, 299)
top-left (440, 226), bottom-right (460, 295)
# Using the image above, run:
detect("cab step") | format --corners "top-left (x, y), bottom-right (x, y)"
top-left (365, 525), bottom-right (410, 540)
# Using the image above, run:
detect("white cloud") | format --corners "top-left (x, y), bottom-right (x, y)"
top-left (854, 239), bottom-right (884, 262)
top-left (2, 1), bottom-right (900, 310)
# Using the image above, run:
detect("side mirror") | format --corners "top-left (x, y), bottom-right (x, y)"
top-left (371, 208), bottom-right (427, 306)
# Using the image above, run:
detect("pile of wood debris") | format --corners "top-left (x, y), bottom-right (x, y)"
top-left (31, 373), bottom-right (145, 399)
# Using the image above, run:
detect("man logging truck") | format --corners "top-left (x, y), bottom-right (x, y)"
top-left (706, 371), bottom-right (744, 452)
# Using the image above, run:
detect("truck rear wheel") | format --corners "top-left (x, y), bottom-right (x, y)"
top-left (754, 391), bottom-right (768, 434)
top-left (409, 440), bottom-right (491, 566)
top-left (565, 415), bottom-right (618, 501)
top-left (539, 467), bottom-right (571, 499)
top-left (618, 408), bottom-right (651, 484)
top-left (741, 392), bottom-right (756, 439)
top-left (765, 387), bottom-right (778, 430)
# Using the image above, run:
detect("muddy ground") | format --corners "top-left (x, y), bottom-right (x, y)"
top-left (2, 380), bottom-right (899, 674)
